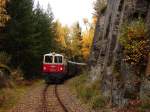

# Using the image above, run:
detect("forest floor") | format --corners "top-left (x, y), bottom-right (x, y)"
top-left (0, 80), bottom-right (42, 112)
top-left (8, 80), bottom-right (92, 112)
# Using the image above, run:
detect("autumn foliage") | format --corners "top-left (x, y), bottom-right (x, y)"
top-left (81, 27), bottom-right (94, 61)
top-left (0, 0), bottom-right (10, 27)
top-left (119, 19), bottom-right (150, 66)
top-left (54, 19), bottom-right (95, 62)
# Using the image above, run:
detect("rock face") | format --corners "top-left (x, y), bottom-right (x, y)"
top-left (89, 0), bottom-right (150, 107)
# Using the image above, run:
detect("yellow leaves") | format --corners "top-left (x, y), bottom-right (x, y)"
top-left (55, 21), bottom-right (70, 48)
top-left (119, 19), bottom-right (150, 65)
top-left (54, 19), bottom-right (95, 61)
top-left (0, 0), bottom-right (10, 27)
top-left (82, 48), bottom-right (90, 60)
top-left (81, 28), bottom-right (94, 61)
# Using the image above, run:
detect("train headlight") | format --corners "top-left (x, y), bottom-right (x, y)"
top-left (43, 67), bottom-right (46, 70)
top-left (60, 67), bottom-right (63, 71)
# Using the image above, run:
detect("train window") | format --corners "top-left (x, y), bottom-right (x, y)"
top-left (54, 56), bottom-right (62, 63)
top-left (45, 56), bottom-right (53, 63)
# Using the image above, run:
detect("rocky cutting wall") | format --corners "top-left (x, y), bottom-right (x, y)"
top-left (89, 0), bottom-right (150, 107)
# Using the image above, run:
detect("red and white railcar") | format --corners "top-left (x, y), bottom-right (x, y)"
top-left (42, 52), bottom-right (67, 83)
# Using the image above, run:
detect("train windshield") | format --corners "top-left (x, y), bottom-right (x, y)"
top-left (45, 56), bottom-right (53, 63)
top-left (54, 56), bottom-right (62, 63)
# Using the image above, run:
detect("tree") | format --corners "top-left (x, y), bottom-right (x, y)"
top-left (32, 2), bottom-right (54, 55)
top-left (70, 22), bottom-right (82, 61)
top-left (4, 0), bottom-right (35, 78)
top-left (0, 0), bottom-right (58, 79)
top-left (29, 2), bottom-right (55, 78)
top-left (0, 0), bottom-right (9, 28)
top-left (3, 0), bottom-right (55, 79)
top-left (94, 0), bottom-right (107, 16)
top-left (82, 19), bottom-right (95, 61)
top-left (0, 0), bottom-right (10, 51)
top-left (53, 20), bottom-right (70, 54)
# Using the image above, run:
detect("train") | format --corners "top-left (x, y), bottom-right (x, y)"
top-left (42, 52), bottom-right (67, 83)
top-left (42, 52), bottom-right (86, 84)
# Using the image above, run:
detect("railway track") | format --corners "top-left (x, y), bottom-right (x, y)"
top-left (40, 84), bottom-right (49, 112)
top-left (41, 84), bottom-right (71, 112)
top-left (10, 82), bottom-right (90, 112)
top-left (54, 85), bottom-right (72, 112)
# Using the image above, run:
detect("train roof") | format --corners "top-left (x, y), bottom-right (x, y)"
top-left (44, 52), bottom-right (63, 57)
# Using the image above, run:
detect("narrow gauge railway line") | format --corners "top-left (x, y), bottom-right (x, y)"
top-left (54, 85), bottom-right (73, 112)
top-left (10, 82), bottom-right (89, 112)
top-left (40, 84), bottom-right (72, 112)
top-left (40, 85), bottom-right (49, 112)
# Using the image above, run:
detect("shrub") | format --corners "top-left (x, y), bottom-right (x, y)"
top-left (119, 19), bottom-right (150, 66)
top-left (0, 52), bottom-right (12, 88)
top-left (0, 85), bottom-right (30, 112)
top-left (140, 99), bottom-right (150, 111)
top-left (94, 0), bottom-right (107, 16)
top-left (0, 88), bottom-right (15, 107)
top-left (79, 85), bottom-right (97, 102)
top-left (69, 72), bottom-right (106, 109)
top-left (90, 95), bottom-right (106, 108)
top-left (0, 52), bottom-right (11, 65)
top-left (11, 67), bottom-right (24, 83)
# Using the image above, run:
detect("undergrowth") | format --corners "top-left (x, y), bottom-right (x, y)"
top-left (0, 51), bottom-right (43, 111)
top-left (0, 85), bottom-right (28, 112)
top-left (139, 99), bottom-right (150, 112)
top-left (0, 80), bottom-right (42, 112)
top-left (69, 72), bottom-right (107, 110)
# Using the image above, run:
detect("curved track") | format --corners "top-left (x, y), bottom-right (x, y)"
top-left (10, 83), bottom-right (90, 112)
top-left (41, 84), bottom-right (71, 112)
top-left (40, 85), bottom-right (49, 112)
top-left (54, 85), bottom-right (70, 112)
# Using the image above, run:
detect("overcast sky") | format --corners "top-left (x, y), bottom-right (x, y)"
top-left (34, 0), bottom-right (95, 28)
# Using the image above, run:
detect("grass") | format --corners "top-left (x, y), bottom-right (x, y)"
top-left (0, 80), bottom-right (42, 112)
top-left (0, 86), bottom-right (28, 112)
top-left (69, 72), bottom-right (107, 110)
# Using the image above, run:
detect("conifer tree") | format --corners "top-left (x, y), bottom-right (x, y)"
top-left (5, 0), bottom-right (35, 78)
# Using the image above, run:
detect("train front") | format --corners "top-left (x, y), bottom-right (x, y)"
top-left (42, 53), bottom-right (67, 83)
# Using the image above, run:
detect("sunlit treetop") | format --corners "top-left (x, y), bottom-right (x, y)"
top-left (0, 0), bottom-right (10, 28)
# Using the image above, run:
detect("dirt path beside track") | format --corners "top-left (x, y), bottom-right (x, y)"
top-left (9, 82), bottom-right (91, 112)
